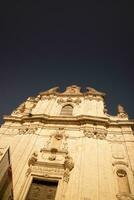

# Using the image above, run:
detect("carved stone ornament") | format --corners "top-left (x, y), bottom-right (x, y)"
top-left (57, 97), bottom-right (81, 105)
top-left (84, 128), bottom-right (107, 139)
top-left (116, 169), bottom-right (127, 177)
top-left (86, 87), bottom-right (105, 97)
top-left (41, 95), bottom-right (56, 100)
top-left (48, 153), bottom-right (56, 161)
top-left (12, 97), bottom-right (37, 116)
top-left (0, 151), bottom-right (3, 156)
top-left (112, 161), bottom-right (129, 167)
top-left (117, 104), bottom-right (128, 118)
top-left (40, 128), bottom-right (68, 162)
top-left (18, 127), bottom-right (37, 135)
top-left (84, 129), bottom-right (94, 138)
top-left (40, 87), bottom-right (59, 96)
top-left (63, 85), bottom-right (81, 95)
top-left (116, 193), bottom-right (134, 200)
top-left (54, 132), bottom-right (63, 140)
top-left (12, 102), bottom-right (25, 115)
top-left (26, 127), bottom-right (38, 134)
top-left (18, 127), bottom-right (29, 135)
top-left (63, 154), bottom-right (74, 183)
top-left (28, 152), bottom-right (38, 167)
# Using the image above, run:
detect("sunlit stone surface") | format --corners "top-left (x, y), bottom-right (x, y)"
top-left (0, 85), bottom-right (134, 200)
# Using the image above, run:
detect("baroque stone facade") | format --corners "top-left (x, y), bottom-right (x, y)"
top-left (0, 85), bottom-right (134, 200)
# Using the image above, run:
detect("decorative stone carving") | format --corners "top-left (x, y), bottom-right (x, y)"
top-left (40, 128), bottom-right (68, 161)
top-left (104, 103), bottom-right (108, 114)
top-left (61, 135), bottom-right (69, 152)
top-left (83, 127), bottom-right (107, 139)
top-left (0, 151), bottom-right (3, 156)
top-left (40, 136), bottom-right (52, 153)
top-left (48, 153), bottom-right (56, 161)
top-left (28, 152), bottom-right (38, 167)
top-left (95, 130), bottom-right (107, 139)
top-left (12, 102), bottom-right (25, 115)
top-left (57, 97), bottom-right (81, 105)
top-left (86, 87), bottom-right (105, 97)
top-left (116, 169), bottom-right (127, 177)
top-left (63, 85), bottom-right (81, 94)
top-left (54, 131), bottom-right (64, 140)
top-left (63, 154), bottom-right (74, 183)
top-left (117, 104), bottom-right (128, 118)
top-left (41, 95), bottom-right (57, 100)
top-left (40, 87), bottom-right (59, 95)
top-left (18, 127), bottom-right (38, 135)
top-left (112, 161), bottom-right (129, 167)
top-left (12, 97), bottom-right (37, 116)
top-left (18, 127), bottom-right (29, 135)
top-left (84, 129), bottom-right (94, 138)
top-left (26, 127), bottom-right (38, 134)
top-left (116, 193), bottom-right (134, 200)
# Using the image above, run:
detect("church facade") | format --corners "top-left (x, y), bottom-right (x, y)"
top-left (0, 85), bottom-right (134, 200)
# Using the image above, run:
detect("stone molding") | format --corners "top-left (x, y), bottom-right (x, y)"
top-left (39, 85), bottom-right (105, 98)
top-left (26, 150), bottom-right (74, 184)
top-left (116, 193), bottom-right (134, 200)
top-left (57, 97), bottom-right (81, 105)
top-left (112, 161), bottom-right (129, 167)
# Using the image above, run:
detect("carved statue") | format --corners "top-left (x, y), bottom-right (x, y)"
top-left (117, 104), bottom-right (128, 118)
top-left (64, 154), bottom-right (74, 171)
top-left (28, 152), bottom-right (38, 166)
top-left (63, 154), bottom-right (74, 182)
top-left (117, 104), bottom-right (125, 113)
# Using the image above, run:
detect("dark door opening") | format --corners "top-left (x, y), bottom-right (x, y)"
top-left (26, 178), bottom-right (58, 200)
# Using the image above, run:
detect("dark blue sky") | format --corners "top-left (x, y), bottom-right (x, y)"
top-left (0, 1), bottom-right (134, 123)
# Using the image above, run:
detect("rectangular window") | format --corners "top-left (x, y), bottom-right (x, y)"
top-left (26, 178), bottom-right (58, 200)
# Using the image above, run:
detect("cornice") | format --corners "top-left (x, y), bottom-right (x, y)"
top-left (3, 114), bottom-right (134, 127)
top-left (39, 85), bottom-right (105, 99)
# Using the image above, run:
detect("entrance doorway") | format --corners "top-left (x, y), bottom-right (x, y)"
top-left (26, 178), bottom-right (58, 200)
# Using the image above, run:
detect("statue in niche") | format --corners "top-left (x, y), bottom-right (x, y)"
top-left (117, 104), bottom-right (128, 118)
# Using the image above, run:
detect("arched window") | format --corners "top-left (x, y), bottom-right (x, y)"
top-left (116, 169), bottom-right (130, 193)
top-left (60, 105), bottom-right (73, 116)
